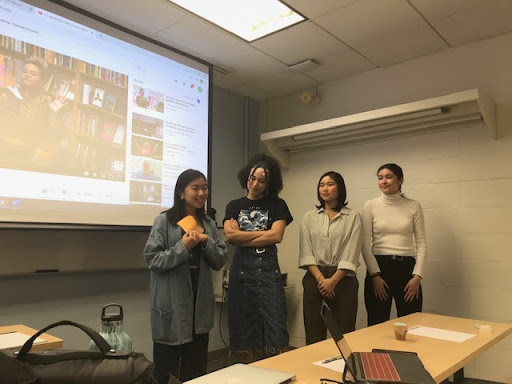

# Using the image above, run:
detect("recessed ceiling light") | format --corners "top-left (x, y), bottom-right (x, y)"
top-left (167, 0), bottom-right (306, 42)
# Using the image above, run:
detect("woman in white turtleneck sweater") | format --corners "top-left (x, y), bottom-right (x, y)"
top-left (361, 163), bottom-right (426, 326)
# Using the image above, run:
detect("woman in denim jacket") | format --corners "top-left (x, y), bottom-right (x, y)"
top-left (144, 169), bottom-right (227, 382)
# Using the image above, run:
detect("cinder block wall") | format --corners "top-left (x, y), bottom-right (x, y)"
top-left (266, 32), bottom-right (512, 383)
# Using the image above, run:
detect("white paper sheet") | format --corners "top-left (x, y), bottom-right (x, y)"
top-left (408, 325), bottom-right (476, 342)
top-left (313, 355), bottom-right (346, 373)
top-left (0, 331), bottom-right (46, 350)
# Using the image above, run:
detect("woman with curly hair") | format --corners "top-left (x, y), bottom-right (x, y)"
top-left (0, 55), bottom-right (69, 171)
top-left (223, 153), bottom-right (293, 362)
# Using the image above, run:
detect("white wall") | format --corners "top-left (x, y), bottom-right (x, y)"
top-left (264, 33), bottom-right (512, 382)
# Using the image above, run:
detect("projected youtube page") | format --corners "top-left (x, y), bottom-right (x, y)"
top-left (0, 0), bottom-right (210, 225)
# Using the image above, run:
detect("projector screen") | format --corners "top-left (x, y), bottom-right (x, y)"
top-left (0, 0), bottom-right (211, 226)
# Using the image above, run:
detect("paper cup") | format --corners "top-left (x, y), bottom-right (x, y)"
top-left (393, 322), bottom-right (408, 341)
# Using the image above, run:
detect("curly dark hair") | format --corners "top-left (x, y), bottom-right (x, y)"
top-left (237, 153), bottom-right (283, 197)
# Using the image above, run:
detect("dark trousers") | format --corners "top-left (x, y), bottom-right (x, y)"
top-left (302, 267), bottom-right (359, 345)
top-left (364, 255), bottom-right (422, 326)
top-left (153, 332), bottom-right (209, 382)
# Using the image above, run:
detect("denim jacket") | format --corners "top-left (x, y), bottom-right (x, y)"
top-left (144, 213), bottom-right (227, 345)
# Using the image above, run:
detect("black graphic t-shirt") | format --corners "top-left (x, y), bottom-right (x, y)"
top-left (223, 196), bottom-right (293, 231)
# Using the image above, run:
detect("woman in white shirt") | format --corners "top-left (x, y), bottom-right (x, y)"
top-left (362, 163), bottom-right (427, 326)
top-left (299, 171), bottom-right (363, 344)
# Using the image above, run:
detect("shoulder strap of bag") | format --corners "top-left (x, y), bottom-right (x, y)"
top-left (17, 320), bottom-right (112, 357)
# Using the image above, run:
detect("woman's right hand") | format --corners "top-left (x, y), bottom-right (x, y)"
top-left (49, 95), bottom-right (68, 112)
top-left (372, 275), bottom-right (389, 301)
top-left (182, 230), bottom-right (201, 250)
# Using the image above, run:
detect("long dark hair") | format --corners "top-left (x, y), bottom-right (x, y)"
top-left (315, 171), bottom-right (348, 211)
top-left (377, 163), bottom-right (404, 193)
top-left (166, 169), bottom-right (208, 225)
top-left (237, 153), bottom-right (283, 198)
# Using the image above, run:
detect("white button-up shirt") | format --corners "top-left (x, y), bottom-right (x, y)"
top-left (299, 206), bottom-right (363, 276)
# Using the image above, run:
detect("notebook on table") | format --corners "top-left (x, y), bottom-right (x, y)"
top-left (320, 301), bottom-right (435, 384)
top-left (183, 363), bottom-right (295, 384)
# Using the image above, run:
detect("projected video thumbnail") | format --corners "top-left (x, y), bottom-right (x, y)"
top-left (132, 112), bottom-right (164, 139)
top-left (130, 157), bottom-right (162, 182)
top-left (133, 85), bottom-right (164, 113)
top-left (130, 180), bottom-right (162, 204)
top-left (131, 136), bottom-right (163, 160)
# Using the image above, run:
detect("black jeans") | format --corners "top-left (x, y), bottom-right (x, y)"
top-left (302, 267), bottom-right (359, 345)
top-left (364, 255), bottom-right (422, 326)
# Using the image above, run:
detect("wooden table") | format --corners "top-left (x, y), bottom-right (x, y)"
top-left (252, 312), bottom-right (512, 384)
top-left (0, 324), bottom-right (63, 352)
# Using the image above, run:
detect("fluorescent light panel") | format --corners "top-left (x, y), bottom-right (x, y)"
top-left (167, 0), bottom-right (305, 42)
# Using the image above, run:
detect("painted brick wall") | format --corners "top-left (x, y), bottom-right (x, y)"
top-left (268, 32), bottom-right (512, 382)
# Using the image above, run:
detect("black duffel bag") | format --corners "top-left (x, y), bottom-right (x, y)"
top-left (0, 320), bottom-right (174, 384)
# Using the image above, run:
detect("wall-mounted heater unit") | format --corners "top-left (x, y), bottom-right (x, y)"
top-left (261, 89), bottom-right (496, 168)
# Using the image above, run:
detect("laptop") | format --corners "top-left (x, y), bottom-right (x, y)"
top-left (320, 301), bottom-right (435, 384)
top-left (183, 363), bottom-right (295, 384)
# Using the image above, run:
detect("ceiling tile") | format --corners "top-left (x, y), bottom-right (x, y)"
top-left (212, 69), bottom-right (245, 89)
top-left (156, 17), bottom-right (285, 82)
top-left (431, 0), bottom-right (512, 46)
top-left (356, 24), bottom-right (448, 66)
top-left (304, 48), bottom-right (376, 82)
top-left (251, 21), bottom-right (345, 65)
top-left (61, 0), bottom-right (187, 35)
top-left (410, 0), bottom-right (496, 22)
top-left (249, 71), bottom-right (317, 97)
top-left (283, 0), bottom-right (357, 19)
top-left (218, 45), bottom-right (287, 82)
top-left (316, 0), bottom-right (428, 45)
top-left (156, 17), bottom-right (249, 62)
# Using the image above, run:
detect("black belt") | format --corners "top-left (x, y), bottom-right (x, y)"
top-left (375, 254), bottom-right (411, 261)
top-left (240, 245), bottom-right (277, 255)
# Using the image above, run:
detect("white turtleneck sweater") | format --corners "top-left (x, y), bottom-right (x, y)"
top-left (361, 192), bottom-right (427, 277)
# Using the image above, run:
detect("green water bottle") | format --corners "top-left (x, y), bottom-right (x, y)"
top-left (89, 303), bottom-right (132, 352)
